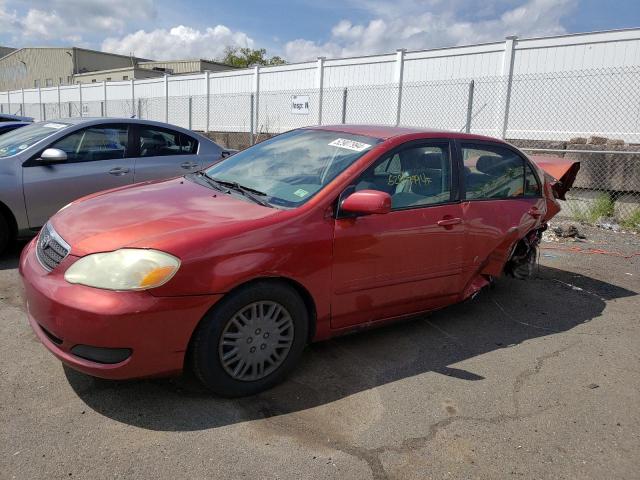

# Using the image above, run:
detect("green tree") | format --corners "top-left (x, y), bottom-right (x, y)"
top-left (220, 47), bottom-right (286, 68)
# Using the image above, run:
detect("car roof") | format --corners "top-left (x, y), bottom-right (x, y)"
top-left (42, 117), bottom-right (186, 127)
top-left (0, 121), bottom-right (30, 127)
top-left (0, 114), bottom-right (33, 122)
top-left (308, 124), bottom-right (505, 143)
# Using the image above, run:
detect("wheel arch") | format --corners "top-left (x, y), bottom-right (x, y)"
top-left (235, 276), bottom-right (317, 342)
top-left (0, 200), bottom-right (17, 240)
top-left (187, 275), bottom-right (318, 355)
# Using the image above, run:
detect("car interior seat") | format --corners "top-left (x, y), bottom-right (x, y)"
top-left (394, 148), bottom-right (443, 203)
top-left (140, 133), bottom-right (167, 157)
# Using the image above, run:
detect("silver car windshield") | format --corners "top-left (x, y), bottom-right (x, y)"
top-left (204, 129), bottom-right (381, 208)
top-left (0, 122), bottom-right (71, 158)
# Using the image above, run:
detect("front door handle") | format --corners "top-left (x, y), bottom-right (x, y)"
top-left (437, 217), bottom-right (462, 227)
top-left (180, 161), bottom-right (199, 169)
top-left (108, 167), bottom-right (130, 176)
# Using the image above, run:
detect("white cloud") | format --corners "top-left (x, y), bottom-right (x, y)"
top-left (102, 25), bottom-right (255, 60)
top-left (1, 0), bottom-right (156, 45)
top-left (285, 0), bottom-right (577, 61)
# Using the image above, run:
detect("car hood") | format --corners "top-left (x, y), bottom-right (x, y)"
top-left (51, 177), bottom-right (281, 256)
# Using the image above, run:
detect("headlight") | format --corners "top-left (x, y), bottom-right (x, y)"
top-left (64, 249), bottom-right (180, 291)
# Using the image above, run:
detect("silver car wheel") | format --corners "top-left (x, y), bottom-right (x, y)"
top-left (218, 301), bottom-right (294, 382)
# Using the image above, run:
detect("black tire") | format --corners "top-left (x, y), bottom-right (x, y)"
top-left (190, 281), bottom-right (309, 397)
top-left (0, 213), bottom-right (10, 256)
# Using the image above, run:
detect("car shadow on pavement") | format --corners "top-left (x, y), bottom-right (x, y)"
top-left (64, 265), bottom-right (637, 431)
top-left (0, 240), bottom-right (28, 270)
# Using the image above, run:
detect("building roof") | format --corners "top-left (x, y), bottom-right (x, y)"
top-left (139, 59), bottom-right (234, 67)
top-left (0, 46), bottom-right (150, 63)
top-left (0, 46), bottom-right (16, 59)
top-left (72, 66), bottom-right (165, 77)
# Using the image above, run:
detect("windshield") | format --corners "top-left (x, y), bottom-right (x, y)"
top-left (0, 122), bottom-right (71, 158)
top-left (204, 129), bottom-right (381, 207)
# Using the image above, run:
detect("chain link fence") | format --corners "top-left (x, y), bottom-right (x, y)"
top-left (1, 66), bottom-right (638, 229)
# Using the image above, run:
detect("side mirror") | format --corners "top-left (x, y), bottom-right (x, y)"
top-left (340, 190), bottom-right (392, 216)
top-left (38, 148), bottom-right (67, 163)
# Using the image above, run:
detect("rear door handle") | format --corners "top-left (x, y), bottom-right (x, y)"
top-left (437, 217), bottom-right (463, 227)
top-left (108, 167), bottom-right (130, 176)
top-left (181, 161), bottom-right (199, 169)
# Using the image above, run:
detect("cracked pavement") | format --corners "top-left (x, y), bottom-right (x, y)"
top-left (1, 227), bottom-right (639, 479)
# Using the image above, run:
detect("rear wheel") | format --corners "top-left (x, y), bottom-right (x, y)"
top-left (190, 281), bottom-right (308, 397)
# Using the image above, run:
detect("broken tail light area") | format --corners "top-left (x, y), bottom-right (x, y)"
top-left (530, 155), bottom-right (581, 200)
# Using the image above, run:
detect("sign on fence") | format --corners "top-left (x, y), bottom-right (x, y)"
top-left (291, 95), bottom-right (309, 115)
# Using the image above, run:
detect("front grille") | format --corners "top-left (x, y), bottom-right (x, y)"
top-left (36, 223), bottom-right (70, 272)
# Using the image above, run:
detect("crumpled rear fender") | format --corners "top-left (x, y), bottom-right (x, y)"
top-left (529, 155), bottom-right (580, 200)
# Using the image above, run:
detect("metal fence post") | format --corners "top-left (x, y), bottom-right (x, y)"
top-left (21, 88), bottom-right (25, 117)
top-left (465, 80), bottom-right (475, 133)
top-left (103, 80), bottom-right (107, 117)
top-left (164, 75), bottom-right (169, 123)
top-left (188, 96), bottom-right (193, 130)
top-left (316, 57), bottom-right (325, 125)
top-left (38, 86), bottom-right (43, 121)
top-left (249, 93), bottom-right (255, 146)
top-left (78, 83), bottom-right (83, 117)
top-left (68, 102), bottom-right (72, 117)
top-left (395, 49), bottom-right (406, 126)
top-left (131, 79), bottom-right (135, 118)
top-left (253, 65), bottom-right (260, 141)
top-left (57, 85), bottom-right (61, 119)
top-left (499, 36), bottom-right (517, 138)
top-left (137, 98), bottom-right (142, 119)
top-left (204, 71), bottom-right (210, 132)
top-left (341, 88), bottom-right (348, 124)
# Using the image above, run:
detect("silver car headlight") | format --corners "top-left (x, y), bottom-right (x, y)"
top-left (64, 249), bottom-right (180, 291)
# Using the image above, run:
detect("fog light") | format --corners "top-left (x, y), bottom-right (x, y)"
top-left (70, 345), bottom-right (132, 364)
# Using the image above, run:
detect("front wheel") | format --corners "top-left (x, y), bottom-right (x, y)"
top-left (190, 281), bottom-right (309, 397)
top-left (0, 213), bottom-right (10, 255)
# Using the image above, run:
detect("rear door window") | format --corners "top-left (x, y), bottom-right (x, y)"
top-left (461, 144), bottom-right (529, 199)
top-left (137, 127), bottom-right (198, 157)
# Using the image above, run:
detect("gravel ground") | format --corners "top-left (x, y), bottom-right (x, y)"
top-left (1, 228), bottom-right (638, 480)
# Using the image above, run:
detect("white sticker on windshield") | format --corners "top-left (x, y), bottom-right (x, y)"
top-left (293, 188), bottom-right (309, 198)
top-left (329, 138), bottom-right (371, 152)
top-left (43, 123), bottom-right (68, 129)
top-left (18, 144), bottom-right (28, 150)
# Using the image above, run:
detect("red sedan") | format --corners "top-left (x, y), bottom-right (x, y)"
top-left (20, 125), bottom-right (579, 397)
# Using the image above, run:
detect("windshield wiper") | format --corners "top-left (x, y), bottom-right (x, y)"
top-left (194, 171), bottom-right (231, 194)
top-left (207, 176), bottom-right (273, 208)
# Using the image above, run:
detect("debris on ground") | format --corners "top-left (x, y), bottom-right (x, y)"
top-left (552, 224), bottom-right (586, 239)
top-left (595, 217), bottom-right (622, 232)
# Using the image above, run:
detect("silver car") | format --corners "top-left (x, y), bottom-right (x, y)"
top-left (0, 118), bottom-right (231, 253)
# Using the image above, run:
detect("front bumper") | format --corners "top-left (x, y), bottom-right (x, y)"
top-left (19, 239), bottom-right (222, 380)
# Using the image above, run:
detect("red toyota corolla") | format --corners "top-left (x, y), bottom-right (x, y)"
top-left (20, 125), bottom-right (579, 397)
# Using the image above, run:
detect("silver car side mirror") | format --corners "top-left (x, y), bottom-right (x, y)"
top-left (39, 148), bottom-right (67, 163)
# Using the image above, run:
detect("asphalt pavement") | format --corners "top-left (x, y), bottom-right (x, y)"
top-left (1, 226), bottom-right (638, 479)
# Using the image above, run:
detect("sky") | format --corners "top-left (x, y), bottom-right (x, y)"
top-left (0, 0), bottom-right (638, 63)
